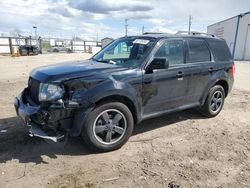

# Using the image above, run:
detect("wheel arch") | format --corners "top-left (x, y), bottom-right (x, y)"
top-left (94, 95), bottom-right (139, 124)
top-left (214, 80), bottom-right (229, 97)
top-left (201, 78), bottom-right (229, 105)
top-left (71, 93), bottom-right (140, 137)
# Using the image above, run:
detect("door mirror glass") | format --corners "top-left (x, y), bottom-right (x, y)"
top-left (148, 58), bottom-right (169, 70)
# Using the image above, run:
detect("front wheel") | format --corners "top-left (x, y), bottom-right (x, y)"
top-left (200, 85), bottom-right (225, 118)
top-left (81, 102), bottom-right (134, 152)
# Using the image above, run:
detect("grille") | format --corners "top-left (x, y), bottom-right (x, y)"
top-left (28, 77), bottom-right (40, 104)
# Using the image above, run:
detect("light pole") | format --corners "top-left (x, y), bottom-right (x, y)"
top-left (33, 26), bottom-right (37, 39)
top-left (33, 26), bottom-right (40, 52)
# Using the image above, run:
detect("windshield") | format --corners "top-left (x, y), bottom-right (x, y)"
top-left (92, 37), bottom-right (155, 68)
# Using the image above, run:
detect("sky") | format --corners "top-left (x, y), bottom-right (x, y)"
top-left (0, 0), bottom-right (250, 40)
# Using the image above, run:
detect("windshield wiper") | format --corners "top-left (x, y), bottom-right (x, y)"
top-left (92, 58), bottom-right (116, 64)
top-left (92, 58), bottom-right (110, 64)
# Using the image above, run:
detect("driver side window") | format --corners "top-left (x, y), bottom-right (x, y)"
top-left (155, 40), bottom-right (184, 65)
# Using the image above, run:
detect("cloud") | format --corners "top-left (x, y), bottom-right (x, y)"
top-left (69, 0), bottom-right (153, 14)
top-left (0, 0), bottom-right (250, 39)
top-left (113, 11), bottom-right (153, 20)
top-left (47, 7), bottom-right (74, 18)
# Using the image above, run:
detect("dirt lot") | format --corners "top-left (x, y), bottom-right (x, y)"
top-left (0, 54), bottom-right (249, 188)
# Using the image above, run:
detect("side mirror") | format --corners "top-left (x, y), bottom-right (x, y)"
top-left (148, 58), bottom-right (169, 70)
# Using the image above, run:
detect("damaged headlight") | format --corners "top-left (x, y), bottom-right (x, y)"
top-left (39, 83), bottom-right (64, 101)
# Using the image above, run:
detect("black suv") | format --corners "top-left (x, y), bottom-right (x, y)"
top-left (14, 33), bottom-right (234, 151)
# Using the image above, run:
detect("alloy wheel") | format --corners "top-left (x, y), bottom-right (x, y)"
top-left (210, 91), bottom-right (223, 113)
top-left (93, 109), bottom-right (127, 145)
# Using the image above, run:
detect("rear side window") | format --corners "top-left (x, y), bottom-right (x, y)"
top-left (205, 39), bottom-right (232, 61)
top-left (188, 39), bottom-right (211, 63)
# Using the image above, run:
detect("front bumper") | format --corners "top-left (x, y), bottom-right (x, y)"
top-left (14, 92), bottom-right (39, 123)
top-left (14, 90), bottom-right (67, 142)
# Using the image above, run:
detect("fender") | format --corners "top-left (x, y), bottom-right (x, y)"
top-left (69, 77), bottom-right (143, 136)
top-left (70, 106), bottom-right (94, 136)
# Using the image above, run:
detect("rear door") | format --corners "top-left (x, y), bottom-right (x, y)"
top-left (185, 38), bottom-right (213, 103)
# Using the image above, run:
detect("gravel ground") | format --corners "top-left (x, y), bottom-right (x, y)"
top-left (0, 54), bottom-right (249, 188)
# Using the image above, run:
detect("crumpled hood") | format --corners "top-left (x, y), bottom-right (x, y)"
top-left (30, 60), bottom-right (128, 83)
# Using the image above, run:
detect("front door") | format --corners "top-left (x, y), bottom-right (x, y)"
top-left (142, 39), bottom-right (189, 116)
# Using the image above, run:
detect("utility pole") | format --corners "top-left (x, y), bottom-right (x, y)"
top-left (125, 19), bottom-right (128, 36)
top-left (142, 26), bottom-right (144, 34)
top-left (188, 15), bottom-right (192, 35)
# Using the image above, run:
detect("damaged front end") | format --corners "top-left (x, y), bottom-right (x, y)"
top-left (14, 78), bottom-right (78, 142)
top-left (13, 59), bottom-right (124, 143)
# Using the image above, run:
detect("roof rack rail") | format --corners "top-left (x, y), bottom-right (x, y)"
top-left (176, 31), bottom-right (216, 38)
top-left (143, 32), bottom-right (168, 35)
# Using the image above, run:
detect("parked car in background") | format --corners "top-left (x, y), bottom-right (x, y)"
top-left (19, 45), bottom-right (40, 56)
top-left (48, 45), bottom-right (72, 53)
top-left (14, 33), bottom-right (234, 152)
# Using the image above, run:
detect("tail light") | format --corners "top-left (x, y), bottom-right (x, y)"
top-left (232, 63), bottom-right (235, 79)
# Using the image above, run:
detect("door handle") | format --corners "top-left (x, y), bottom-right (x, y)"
top-left (176, 71), bottom-right (183, 78)
top-left (208, 67), bottom-right (214, 72)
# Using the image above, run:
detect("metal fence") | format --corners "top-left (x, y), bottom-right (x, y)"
top-left (41, 38), bottom-right (102, 54)
top-left (0, 36), bottom-right (40, 55)
top-left (0, 36), bottom-right (102, 55)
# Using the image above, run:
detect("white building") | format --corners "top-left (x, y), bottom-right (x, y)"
top-left (207, 12), bottom-right (250, 60)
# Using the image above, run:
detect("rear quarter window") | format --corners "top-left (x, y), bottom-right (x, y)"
top-left (188, 39), bottom-right (211, 63)
top-left (205, 39), bottom-right (232, 61)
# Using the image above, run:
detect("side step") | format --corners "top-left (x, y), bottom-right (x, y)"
top-left (28, 122), bottom-right (65, 142)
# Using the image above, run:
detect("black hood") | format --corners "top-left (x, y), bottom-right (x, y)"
top-left (30, 60), bottom-right (128, 83)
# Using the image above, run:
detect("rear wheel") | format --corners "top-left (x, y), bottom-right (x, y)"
top-left (200, 85), bottom-right (225, 117)
top-left (81, 102), bottom-right (134, 152)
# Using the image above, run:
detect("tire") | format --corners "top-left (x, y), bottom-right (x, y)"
top-left (81, 102), bottom-right (134, 152)
top-left (52, 48), bottom-right (59, 52)
top-left (19, 48), bottom-right (28, 56)
top-left (32, 47), bottom-right (39, 55)
top-left (200, 85), bottom-right (225, 118)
